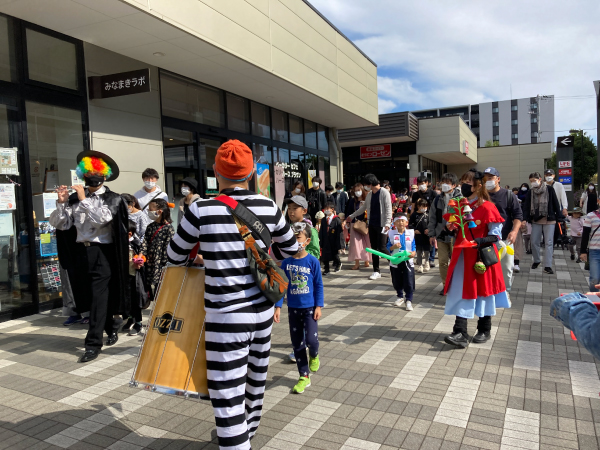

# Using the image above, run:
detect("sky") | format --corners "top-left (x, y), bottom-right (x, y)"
top-left (310, 0), bottom-right (599, 143)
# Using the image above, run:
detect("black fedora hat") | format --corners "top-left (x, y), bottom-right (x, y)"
top-left (76, 150), bottom-right (120, 182)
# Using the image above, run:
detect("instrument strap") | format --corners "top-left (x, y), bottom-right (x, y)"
top-left (215, 195), bottom-right (272, 247)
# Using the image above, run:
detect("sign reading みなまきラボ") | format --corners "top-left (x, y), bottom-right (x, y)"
top-left (88, 68), bottom-right (150, 99)
top-left (360, 144), bottom-right (391, 159)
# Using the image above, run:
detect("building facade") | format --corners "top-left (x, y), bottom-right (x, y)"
top-left (0, 1), bottom-right (377, 320)
top-left (411, 96), bottom-right (555, 148)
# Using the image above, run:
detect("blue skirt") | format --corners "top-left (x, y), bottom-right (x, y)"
top-left (444, 253), bottom-right (511, 319)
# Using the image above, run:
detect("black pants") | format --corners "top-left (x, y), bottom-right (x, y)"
top-left (453, 316), bottom-right (491, 337)
top-left (390, 263), bottom-right (415, 300)
top-left (128, 275), bottom-right (142, 322)
top-left (82, 245), bottom-right (122, 350)
top-left (368, 225), bottom-right (389, 272)
top-left (323, 254), bottom-right (341, 272)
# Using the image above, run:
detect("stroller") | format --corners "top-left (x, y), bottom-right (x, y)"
top-left (555, 221), bottom-right (574, 250)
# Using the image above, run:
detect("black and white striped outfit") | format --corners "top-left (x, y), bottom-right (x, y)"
top-left (167, 188), bottom-right (297, 450)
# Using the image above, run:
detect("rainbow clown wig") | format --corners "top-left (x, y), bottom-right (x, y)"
top-left (75, 150), bottom-right (120, 182)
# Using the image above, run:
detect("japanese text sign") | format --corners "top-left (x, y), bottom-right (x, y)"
top-left (558, 161), bottom-right (572, 168)
top-left (360, 144), bottom-right (391, 159)
top-left (88, 68), bottom-right (150, 99)
top-left (558, 168), bottom-right (572, 176)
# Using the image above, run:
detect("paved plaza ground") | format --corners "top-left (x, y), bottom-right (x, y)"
top-left (0, 248), bottom-right (598, 450)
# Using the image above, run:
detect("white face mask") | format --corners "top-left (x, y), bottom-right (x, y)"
top-left (545, 176), bottom-right (554, 182)
top-left (419, 208), bottom-right (427, 213)
top-left (441, 183), bottom-right (451, 193)
top-left (129, 236), bottom-right (134, 242)
top-left (355, 190), bottom-right (362, 197)
top-left (148, 210), bottom-right (161, 220)
top-left (144, 181), bottom-right (156, 189)
top-left (418, 184), bottom-right (427, 192)
top-left (485, 180), bottom-right (496, 191)
top-left (364, 186), bottom-right (372, 192)
top-left (531, 181), bottom-right (540, 188)
top-left (181, 187), bottom-right (191, 196)
top-left (127, 206), bottom-right (133, 214)
top-left (294, 188), bottom-right (301, 194)
top-left (337, 189), bottom-right (343, 193)
top-left (521, 187), bottom-right (527, 191)
top-left (590, 186), bottom-right (595, 191)
top-left (312, 182), bottom-right (319, 188)
top-left (324, 210), bottom-right (332, 216)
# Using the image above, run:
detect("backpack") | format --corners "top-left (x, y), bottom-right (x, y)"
top-left (215, 195), bottom-right (289, 304)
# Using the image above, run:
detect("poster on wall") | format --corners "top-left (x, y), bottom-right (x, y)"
top-left (0, 212), bottom-right (13, 236)
top-left (0, 148), bottom-right (18, 175)
top-left (70, 170), bottom-right (84, 186)
top-left (0, 184), bottom-right (15, 210)
top-left (44, 170), bottom-right (59, 192)
top-left (256, 164), bottom-right (271, 198)
top-left (307, 170), bottom-right (316, 186)
top-left (43, 193), bottom-right (58, 218)
top-left (274, 166), bottom-right (285, 206)
top-left (207, 177), bottom-right (217, 190)
top-left (38, 221), bottom-right (58, 257)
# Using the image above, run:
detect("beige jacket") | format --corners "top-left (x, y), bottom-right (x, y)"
top-left (348, 187), bottom-right (393, 228)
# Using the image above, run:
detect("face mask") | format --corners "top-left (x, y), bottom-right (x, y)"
top-left (129, 236), bottom-right (134, 242)
top-left (441, 183), bottom-right (451, 193)
top-left (545, 176), bottom-right (553, 182)
top-left (181, 187), bottom-right (191, 196)
top-left (418, 184), bottom-right (427, 192)
top-left (521, 187), bottom-right (527, 191)
top-left (294, 188), bottom-right (301, 194)
top-left (85, 175), bottom-right (104, 187)
top-left (485, 180), bottom-right (496, 191)
top-left (419, 208), bottom-right (427, 213)
top-left (312, 182), bottom-right (319, 188)
top-left (531, 181), bottom-right (540, 188)
top-left (148, 210), bottom-right (161, 220)
top-left (355, 190), bottom-right (362, 197)
top-left (461, 183), bottom-right (473, 198)
top-left (324, 210), bottom-right (332, 216)
top-left (337, 189), bottom-right (343, 193)
top-left (144, 181), bottom-right (156, 189)
top-left (364, 186), bottom-right (372, 192)
top-left (127, 207), bottom-right (133, 214)
top-left (590, 186), bottom-right (595, 191)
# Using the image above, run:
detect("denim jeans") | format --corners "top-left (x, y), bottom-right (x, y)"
top-left (588, 249), bottom-right (600, 292)
top-left (531, 223), bottom-right (555, 267)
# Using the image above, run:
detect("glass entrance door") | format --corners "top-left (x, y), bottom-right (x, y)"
top-left (198, 135), bottom-right (223, 199)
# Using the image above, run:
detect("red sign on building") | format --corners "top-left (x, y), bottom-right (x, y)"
top-left (360, 144), bottom-right (391, 159)
top-left (559, 168), bottom-right (572, 176)
top-left (558, 161), bottom-right (572, 168)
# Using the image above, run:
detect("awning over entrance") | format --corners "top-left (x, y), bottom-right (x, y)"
top-left (338, 111), bottom-right (419, 147)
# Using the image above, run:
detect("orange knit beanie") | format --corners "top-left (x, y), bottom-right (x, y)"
top-left (215, 139), bottom-right (254, 181)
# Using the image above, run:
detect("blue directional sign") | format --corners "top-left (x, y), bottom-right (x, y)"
top-left (559, 177), bottom-right (572, 184)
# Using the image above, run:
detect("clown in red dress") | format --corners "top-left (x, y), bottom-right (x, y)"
top-left (443, 198), bottom-right (510, 348)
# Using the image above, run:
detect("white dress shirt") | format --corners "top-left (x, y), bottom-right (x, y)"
top-left (49, 186), bottom-right (114, 244)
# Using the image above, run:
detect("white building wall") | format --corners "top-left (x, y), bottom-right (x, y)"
top-left (479, 102), bottom-right (493, 145)
top-left (517, 98), bottom-right (531, 144)
top-left (498, 100), bottom-right (511, 146)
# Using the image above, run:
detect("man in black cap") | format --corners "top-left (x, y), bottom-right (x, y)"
top-left (50, 151), bottom-right (130, 363)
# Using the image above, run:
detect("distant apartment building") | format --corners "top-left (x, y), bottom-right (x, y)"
top-left (411, 96), bottom-right (555, 147)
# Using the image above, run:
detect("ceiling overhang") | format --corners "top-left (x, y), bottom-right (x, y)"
top-left (339, 136), bottom-right (415, 148)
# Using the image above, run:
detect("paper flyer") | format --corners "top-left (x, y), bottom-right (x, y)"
top-left (0, 183), bottom-right (16, 210)
top-left (43, 192), bottom-right (58, 218)
top-left (0, 148), bottom-right (18, 175)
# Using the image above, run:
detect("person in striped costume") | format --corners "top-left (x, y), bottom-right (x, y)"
top-left (167, 140), bottom-right (298, 450)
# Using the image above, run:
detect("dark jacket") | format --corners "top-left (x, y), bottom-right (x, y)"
top-left (56, 187), bottom-right (130, 314)
top-left (333, 191), bottom-right (348, 215)
top-left (523, 185), bottom-right (564, 223)
top-left (427, 187), bottom-right (462, 239)
top-left (319, 215), bottom-right (343, 261)
top-left (307, 188), bottom-right (327, 221)
top-left (408, 211), bottom-right (430, 248)
top-left (345, 197), bottom-right (366, 223)
top-left (517, 188), bottom-right (529, 203)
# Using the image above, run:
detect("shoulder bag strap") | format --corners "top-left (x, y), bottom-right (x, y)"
top-left (142, 192), bottom-right (163, 211)
top-left (215, 195), bottom-right (272, 247)
top-left (150, 224), bottom-right (165, 245)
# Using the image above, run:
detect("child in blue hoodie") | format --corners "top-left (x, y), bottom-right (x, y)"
top-left (274, 222), bottom-right (324, 394)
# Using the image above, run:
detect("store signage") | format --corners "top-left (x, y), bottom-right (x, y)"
top-left (558, 168), bottom-right (572, 176)
top-left (463, 140), bottom-right (469, 155)
top-left (558, 161), bottom-right (572, 168)
top-left (564, 184), bottom-right (572, 192)
top-left (88, 68), bottom-right (150, 99)
top-left (559, 177), bottom-right (572, 184)
top-left (360, 144), bottom-right (391, 159)
top-left (557, 136), bottom-right (573, 148)
top-left (275, 162), bottom-right (301, 179)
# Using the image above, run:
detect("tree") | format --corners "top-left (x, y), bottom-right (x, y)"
top-left (484, 140), bottom-right (499, 147)
top-left (547, 130), bottom-right (597, 190)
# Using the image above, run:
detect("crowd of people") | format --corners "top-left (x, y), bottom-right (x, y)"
top-left (48, 140), bottom-right (600, 450)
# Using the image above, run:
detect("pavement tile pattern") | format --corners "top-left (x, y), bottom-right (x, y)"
top-left (0, 248), bottom-right (599, 449)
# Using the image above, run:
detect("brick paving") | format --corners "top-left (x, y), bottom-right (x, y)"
top-left (0, 249), bottom-right (599, 449)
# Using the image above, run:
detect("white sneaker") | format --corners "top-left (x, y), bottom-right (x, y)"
top-left (369, 272), bottom-right (381, 280)
top-left (514, 265), bottom-right (520, 273)
top-left (394, 297), bottom-right (405, 307)
top-left (405, 301), bottom-right (413, 311)
top-left (416, 265), bottom-right (424, 274)
top-left (424, 261), bottom-right (430, 272)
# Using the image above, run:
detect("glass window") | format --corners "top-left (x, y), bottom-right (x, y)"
top-left (273, 148), bottom-right (289, 206)
top-left (511, 105), bottom-right (518, 111)
top-left (531, 117), bottom-right (537, 123)
top-left (289, 115), bottom-right (303, 146)
top-left (530, 103), bottom-right (538, 109)
top-left (317, 125), bottom-right (328, 151)
top-left (163, 128), bottom-right (196, 169)
top-left (531, 131), bottom-right (538, 138)
top-left (493, 121), bottom-right (499, 127)
top-left (492, 107), bottom-right (499, 113)
top-left (26, 29), bottom-right (78, 90)
top-left (161, 73), bottom-right (224, 127)
top-left (304, 120), bottom-right (317, 149)
top-left (493, 135), bottom-right (499, 141)
top-left (199, 136), bottom-right (222, 198)
top-left (511, 133), bottom-right (518, 139)
top-left (251, 102), bottom-right (270, 138)
top-left (289, 149), bottom-right (304, 195)
top-left (226, 93), bottom-right (249, 133)
top-left (271, 109), bottom-right (288, 142)
top-left (0, 16), bottom-right (16, 82)
top-left (511, 119), bottom-right (518, 125)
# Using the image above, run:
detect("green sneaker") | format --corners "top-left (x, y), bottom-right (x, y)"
top-left (292, 376), bottom-right (311, 394)
top-left (309, 354), bottom-right (320, 373)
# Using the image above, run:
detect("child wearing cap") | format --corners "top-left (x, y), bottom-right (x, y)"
top-left (274, 223), bottom-right (323, 394)
top-left (284, 195), bottom-right (320, 259)
top-left (387, 215), bottom-right (416, 310)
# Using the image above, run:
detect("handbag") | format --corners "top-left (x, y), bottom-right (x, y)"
top-left (479, 246), bottom-right (499, 267)
top-left (353, 220), bottom-right (368, 235)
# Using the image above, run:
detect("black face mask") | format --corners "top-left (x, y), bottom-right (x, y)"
top-left (461, 183), bottom-right (473, 198)
top-left (85, 175), bottom-right (104, 187)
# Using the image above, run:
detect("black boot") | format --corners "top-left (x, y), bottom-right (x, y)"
top-left (472, 331), bottom-right (491, 343)
top-left (79, 349), bottom-right (100, 363)
top-left (444, 332), bottom-right (470, 348)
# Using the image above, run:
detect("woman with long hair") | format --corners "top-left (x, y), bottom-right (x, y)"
top-left (283, 180), bottom-right (306, 218)
top-left (443, 169), bottom-right (510, 349)
top-left (517, 182), bottom-right (529, 203)
top-left (580, 182), bottom-right (598, 214)
top-left (345, 183), bottom-right (372, 270)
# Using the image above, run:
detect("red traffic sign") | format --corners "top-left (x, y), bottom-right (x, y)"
top-left (360, 144), bottom-right (391, 159)
top-left (558, 161), bottom-right (572, 168)
top-left (559, 168), bottom-right (572, 176)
